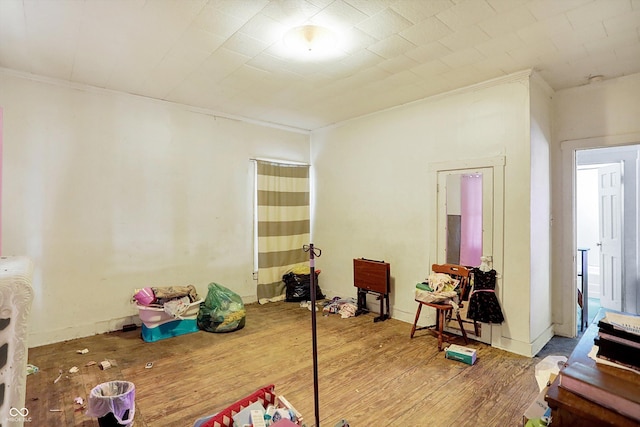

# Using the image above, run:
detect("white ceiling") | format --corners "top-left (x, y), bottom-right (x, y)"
top-left (1, 0), bottom-right (639, 132)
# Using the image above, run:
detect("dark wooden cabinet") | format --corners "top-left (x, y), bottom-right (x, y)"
top-left (545, 309), bottom-right (640, 426)
top-left (353, 258), bottom-right (390, 322)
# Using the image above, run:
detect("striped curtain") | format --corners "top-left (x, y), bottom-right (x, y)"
top-left (257, 160), bottom-right (310, 300)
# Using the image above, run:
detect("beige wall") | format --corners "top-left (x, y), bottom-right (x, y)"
top-left (311, 71), bottom-right (550, 356)
top-left (551, 72), bottom-right (640, 336)
top-left (9, 65), bottom-right (628, 352)
top-left (529, 75), bottom-right (553, 348)
top-left (0, 71), bottom-right (310, 347)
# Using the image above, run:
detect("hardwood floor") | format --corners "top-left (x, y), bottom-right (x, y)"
top-left (26, 301), bottom-right (541, 426)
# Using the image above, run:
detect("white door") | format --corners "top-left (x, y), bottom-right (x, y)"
top-left (598, 163), bottom-right (623, 311)
top-left (437, 167), bottom-right (494, 344)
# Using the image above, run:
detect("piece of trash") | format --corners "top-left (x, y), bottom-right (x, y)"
top-left (145, 362), bottom-right (153, 369)
top-left (300, 301), bottom-right (319, 311)
top-left (49, 409), bottom-right (62, 412)
top-left (535, 355), bottom-right (567, 391)
top-left (76, 348), bottom-right (89, 354)
top-left (26, 364), bottom-right (39, 375)
top-left (85, 361), bottom-right (96, 367)
top-left (53, 369), bottom-right (62, 384)
top-left (74, 397), bottom-right (84, 405)
top-left (69, 366), bottom-right (79, 374)
top-left (99, 360), bottom-right (111, 370)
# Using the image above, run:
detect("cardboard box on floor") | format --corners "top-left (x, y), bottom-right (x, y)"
top-left (522, 388), bottom-right (546, 425)
top-left (522, 379), bottom-right (554, 426)
top-left (445, 344), bottom-right (477, 365)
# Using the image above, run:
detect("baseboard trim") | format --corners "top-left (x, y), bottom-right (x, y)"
top-left (29, 314), bottom-right (142, 348)
top-left (492, 324), bottom-right (554, 357)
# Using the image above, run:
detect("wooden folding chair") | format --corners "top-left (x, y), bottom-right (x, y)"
top-left (410, 263), bottom-right (471, 351)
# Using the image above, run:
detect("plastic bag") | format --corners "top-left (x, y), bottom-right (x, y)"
top-left (86, 381), bottom-right (135, 425)
top-left (414, 288), bottom-right (458, 304)
top-left (197, 283), bottom-right (246, 333)
top-left (535, 355), bottom-right (567, 391)
top-left (283, 272), bottom-right (324, 302)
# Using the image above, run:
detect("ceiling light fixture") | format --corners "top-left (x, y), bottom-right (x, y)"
top-left (283, 24), bottom-right (337, 54)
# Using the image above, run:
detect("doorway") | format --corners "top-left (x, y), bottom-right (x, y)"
top-left (575, 165), bottom-right (608, 328)
top-left (575, 146), bottom-right (640, 331)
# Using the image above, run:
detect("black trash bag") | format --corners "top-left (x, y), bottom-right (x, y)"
top-left (283, 272), bottom-right (325, 302)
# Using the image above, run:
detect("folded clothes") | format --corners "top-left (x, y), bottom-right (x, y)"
top-left (415, 288), bottom-right (457, 304)
top-left (416, 282), bottom-right (432, 291)
top-left (152, 285), bottom-right (199, 303)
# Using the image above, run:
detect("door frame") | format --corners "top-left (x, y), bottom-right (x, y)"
top-left (428, 155), bottom-right (505, 346)
top-left (556, 133), bottom-right (640, 337)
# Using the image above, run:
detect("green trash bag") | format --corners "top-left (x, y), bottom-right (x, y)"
top-left (197, 282), bottom-right (246, 333)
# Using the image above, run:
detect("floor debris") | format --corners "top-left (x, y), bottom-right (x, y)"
top-left (299, 301), bottom-right (319, 311)
top-left (322, 297), bottom-right (358, 318)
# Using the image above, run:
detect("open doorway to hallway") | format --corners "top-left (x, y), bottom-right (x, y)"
top-left (576, 165), bottom-right (603, 329)
top-left (576, 145), bottom-right (640, 334)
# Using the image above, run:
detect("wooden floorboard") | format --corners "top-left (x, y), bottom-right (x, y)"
top-left (26, 301), bottom-right (541, 426)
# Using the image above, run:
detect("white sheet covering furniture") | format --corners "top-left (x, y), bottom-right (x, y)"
top-left (0, 256), bottom-right (34, 427)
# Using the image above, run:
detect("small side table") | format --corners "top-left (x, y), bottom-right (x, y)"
top-left (353, 258), bottom-right (390, 322)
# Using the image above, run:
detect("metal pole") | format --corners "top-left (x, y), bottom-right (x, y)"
top-left (304, 243), bottom-right (321, 427)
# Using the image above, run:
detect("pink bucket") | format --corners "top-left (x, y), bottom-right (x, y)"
top-left (134, 287), bottom-right (155, 306)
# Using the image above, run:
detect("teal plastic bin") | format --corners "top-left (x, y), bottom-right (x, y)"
top-left (141, 319), bottom-right (198, 342)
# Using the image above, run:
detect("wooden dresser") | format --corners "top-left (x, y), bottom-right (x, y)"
top-left (544, 309), bottom-right (640, 426)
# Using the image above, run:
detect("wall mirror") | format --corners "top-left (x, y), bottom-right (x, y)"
top-left (444, 172), bottom-right (484, 267)
top-left (436, 167), bottom-right (494, 343)
top-left (437, 167), bottom-right (493, 269)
